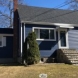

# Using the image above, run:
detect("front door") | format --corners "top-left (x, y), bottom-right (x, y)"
top-left (58, 29), bottom-right (68, 49)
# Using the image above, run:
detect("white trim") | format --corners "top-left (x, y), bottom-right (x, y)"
top-left (58, 29), bottom-right (69, 49)
top-left (36, 39), bottom-right (56, 41)
top-left (21, 21), bottom-right (77, 27)
top-left (0, 34), bottom-right (13, 36)
top-left (3, 37), bottom-right (6, 47)
top-left (21, 23), bottom-right (22, 57)
top-left (33, 27), bottom-right (56, 30)
top-left (24, 23), bottom-right (25, 42)
top-left (33, 27), bottom-right (56, 41)
top-left (59, 26), bottom-right (74, 28)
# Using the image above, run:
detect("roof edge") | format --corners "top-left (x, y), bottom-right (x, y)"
top-left (21, 21), bottom-right (78, 27)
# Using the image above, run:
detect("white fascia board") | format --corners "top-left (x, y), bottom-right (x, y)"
top-left (21, 21), bottom-right (78, 27)
top-left (21, 23), bottom-right (22, 56)
top-left (59, 26), bottom-right (74, 28)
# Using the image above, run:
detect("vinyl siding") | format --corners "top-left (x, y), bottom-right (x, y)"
top-left (0, 28), bottom-right (13, 58)
top-left (68, 28), bottom-right (78, 50)
top-left (0, 36), bottom-right (13, 58)
top-left (25, 24), bottom-right (58, 57)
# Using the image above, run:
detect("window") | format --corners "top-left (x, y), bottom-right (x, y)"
top-left (33, 27), bottom-right (56, 41)
top-left (0, 36), bottom-right (3, 47)
top-left (40, 29), bottom-right (49, 39)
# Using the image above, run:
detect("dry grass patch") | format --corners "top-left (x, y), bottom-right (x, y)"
top-left (0, 63), bottom-right (78, 78)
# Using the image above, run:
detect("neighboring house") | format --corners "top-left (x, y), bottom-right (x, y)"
top-left (0, 28), bottom-right (13, 63)
top-left (1, 0), bottom-right (78, 63)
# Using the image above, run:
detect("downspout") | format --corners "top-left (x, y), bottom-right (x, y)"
top-left (21, 23), bottom-right (22, 58)
top-left (20, 23), bottom-right (25, 63)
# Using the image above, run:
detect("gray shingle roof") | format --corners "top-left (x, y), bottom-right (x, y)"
top-left (18, 4), bottom-right (78, 24)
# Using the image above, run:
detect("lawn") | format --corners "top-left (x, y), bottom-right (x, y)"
top-left (0, 63), bottom-right (78, 78)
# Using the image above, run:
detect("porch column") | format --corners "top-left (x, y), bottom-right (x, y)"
top-left (21, 23), bottom-right (22, 58)
top-left (24, 23), bottom-right (25, 42)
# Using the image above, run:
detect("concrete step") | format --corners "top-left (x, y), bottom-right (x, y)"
top-left (57, 49), bottom-right (78, 64)
top-left (62, 49), bottom-right (76, 51)
top-left (65, 54), bottom-right (78, 56)
top-left (73, 64), bottom-right (78, 65)
top-left (63, 52), bottom-right (78, 54)
top-left (67, 57), bottom-right (78, 59)
top-left (70, 61), bottom-right (78, 64)
top-left (69, 59), bottom-right (78, 61)
top-left (67, 56), bottom-right (78, 58)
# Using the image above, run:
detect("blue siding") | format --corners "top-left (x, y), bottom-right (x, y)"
top-left (25, 24), bottom-right (58, 57)
top-left (68, 28), bottom-right (78, 50)
top-left (25, 26), bottom-right (32, 38)
top-left (0, 36), bottom-right (13, 58)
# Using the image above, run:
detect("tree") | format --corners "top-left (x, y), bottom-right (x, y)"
top-left (23, 32), bottom-right (40, 65)
top-left (66, 0), bottom-right (78, 10)
top-left (0, 0), bottom-right (24, 27)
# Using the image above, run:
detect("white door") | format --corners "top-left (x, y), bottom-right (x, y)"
top-left (58, 29), bottom-right (68, 49)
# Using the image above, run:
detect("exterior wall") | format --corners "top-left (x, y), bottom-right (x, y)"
top-left (25, 24), bottom-right (58, 58)
top-left (22, 24), bottom-right (78, 59)
top-left (0, 36), bottom-right (13, 58)
top-left (0, 28), bottom-right (13, 58)
top-left (68, 27), bottom-right (78, 50)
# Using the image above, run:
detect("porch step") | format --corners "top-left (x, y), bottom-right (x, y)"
top-left (63, 52), bottom-right (78, 54)
top-left (65, 54), bottom-right (78, 56)
top-left (67, 56), bottom-right (78, 58)
top-left (69, 59), bottom-right (78, 61)
top-left (70, 61), bottom-right (78, 64)
top-left (57, 49), bottom-right (78, 65)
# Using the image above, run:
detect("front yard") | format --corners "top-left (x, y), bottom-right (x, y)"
top-left (0, 63), bottom-right (78, 78)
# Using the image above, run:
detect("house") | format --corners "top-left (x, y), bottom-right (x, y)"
top-left (13, 0), bottom-right (78, 63)
top-left (1, 0), bottom-right (78, 63)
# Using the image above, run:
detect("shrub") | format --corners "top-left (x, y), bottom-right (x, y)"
top-left (23, 32), bottom-right (40, 65)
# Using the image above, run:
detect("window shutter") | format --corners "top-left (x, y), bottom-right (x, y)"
top-left (3, 37), bottom-right (6, 47)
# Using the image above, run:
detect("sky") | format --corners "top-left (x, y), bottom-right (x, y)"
top-left (24, 0), bottom-right (68, 9)
top-left (0, 0), bottom-right (69, 27)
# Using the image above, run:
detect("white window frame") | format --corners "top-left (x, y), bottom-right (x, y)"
top-left (32, 27), bottom-right (56, 41)
top-left (58, 29), bottom-right (69, 49)
top-left (0, 36), bottom-right (3, 47)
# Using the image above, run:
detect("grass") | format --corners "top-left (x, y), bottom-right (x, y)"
top-left (0, 63), bottom-right (78, 78)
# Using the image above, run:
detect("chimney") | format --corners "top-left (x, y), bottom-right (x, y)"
top-left (14, 0), bottom-right (18, 11)
top-left (13, 0), bottom-right (18, 62)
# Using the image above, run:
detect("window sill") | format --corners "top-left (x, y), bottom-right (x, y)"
top-left (36, 39), bottom-right (56, 41)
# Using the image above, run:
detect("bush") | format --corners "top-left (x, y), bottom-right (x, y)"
top-left (23, 32), bottom-right (40, 65)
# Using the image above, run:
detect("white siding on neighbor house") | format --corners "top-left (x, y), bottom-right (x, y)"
top-left (3, 37), bottom-right (6, 47)
top-left (68, 29), bottom-right (78, 50)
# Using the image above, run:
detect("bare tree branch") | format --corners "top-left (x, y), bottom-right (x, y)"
top-left (0, 0), bottom-right (24, 28)
top-left (0, 11), bottom-right (11, 19)
top-left (66, 0), bottom-right (78, 10)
